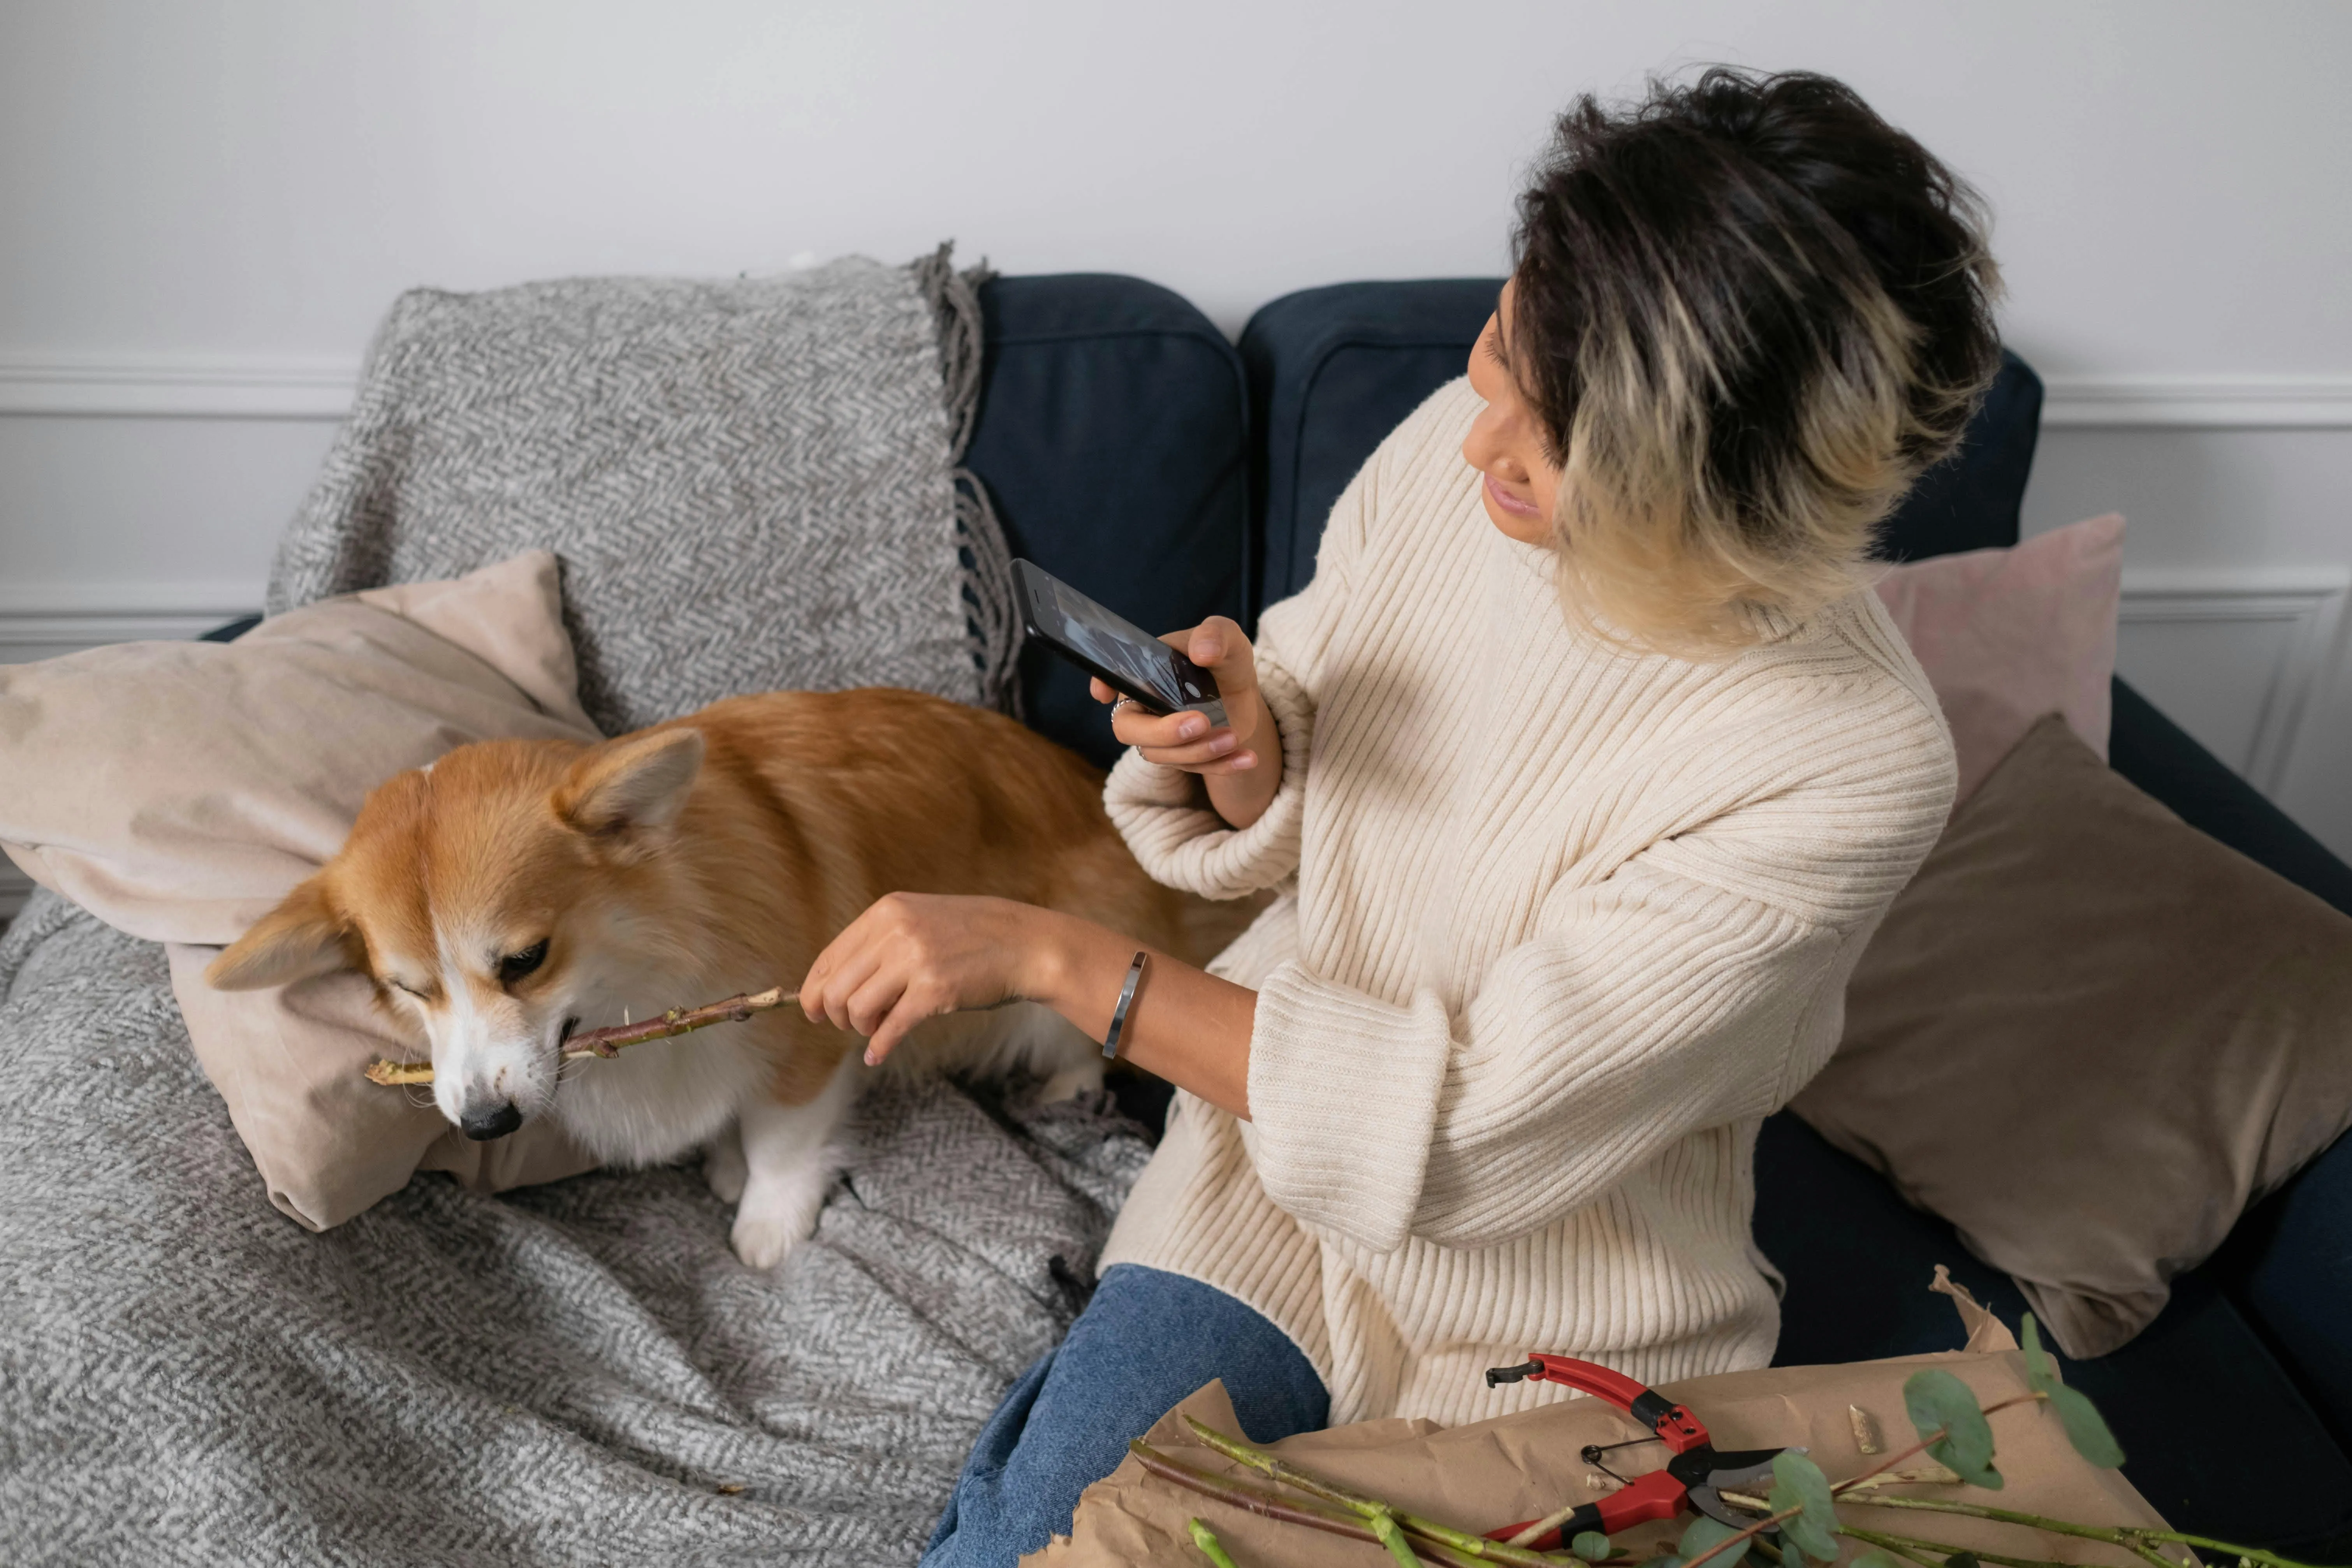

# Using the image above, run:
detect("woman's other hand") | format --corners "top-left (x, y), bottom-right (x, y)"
top-left (1089, 616), bottom-right (1283, 829)
top-left (802, 891), bottom-right (1257, 1117)
top-left (800, 893), bottom-right (1051, 1067)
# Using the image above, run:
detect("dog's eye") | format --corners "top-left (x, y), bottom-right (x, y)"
top-left (498, 941), bottom-right (549, 984)
top-left (385, 978), bottom-right (425, 998)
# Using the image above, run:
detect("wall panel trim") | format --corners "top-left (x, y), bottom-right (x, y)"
top-left (7, 352), bottom-right (2352, 428)
top-left (2119, 565), bottom-right (2350, 792)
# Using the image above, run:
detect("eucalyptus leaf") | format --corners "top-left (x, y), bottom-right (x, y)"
top-left (1678, 1515), bottom-right (1741, 1560)
top-left (2049, 1382), bottom-right (2127, 1468)
top-left (1852, 1554), bottom-right (1906, 1568)
top-left (1945, 1554), bottom-right (1981, 1568)
top-left (1573, 1533), bottom-right (1613, 1564)
top-left (1902, 1368), bottom-right (2003, 1489)
top-left (1764, 1450), bottom-right (1840, 1561)
top-left (2020, 1312), bottom-right (2059, 1395)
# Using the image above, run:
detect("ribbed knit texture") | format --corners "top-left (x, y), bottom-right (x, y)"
top-left (1102, 379), bottom-right (1956, 1425)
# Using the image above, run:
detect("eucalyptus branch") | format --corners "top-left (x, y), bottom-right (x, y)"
top-left (1845, 1494), bottom-right (2312, 1568)
top-left (1179, 1418), bottom-right (1582, 1566)
top-left (1835, 1522), bottom-right (2073, 1568)
top-left (1829, 1393), bottom-right (2044, 1499)
top-left (1129, 1439), bottom-right (1480, 1566)
top-left (362, 986), bottom-right (795, 1085)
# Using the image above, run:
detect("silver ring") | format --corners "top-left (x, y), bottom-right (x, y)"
top-left (1111, 696), bottom-right (1140, 712)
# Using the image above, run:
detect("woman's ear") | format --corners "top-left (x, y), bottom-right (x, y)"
top-left (206, 876), bottom-right (357, 991)
top-left (552, 728), bottom-right (706, 842)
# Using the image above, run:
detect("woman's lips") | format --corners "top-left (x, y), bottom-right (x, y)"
top-left (1483, 471), bottom-right (1541, 518)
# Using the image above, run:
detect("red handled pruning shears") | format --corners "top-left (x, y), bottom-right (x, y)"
top-left (1483, 1353), bottom-right (1795, 1546)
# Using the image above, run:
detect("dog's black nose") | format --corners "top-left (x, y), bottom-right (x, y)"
top-left (461, 1103), bottom-right (522, 1141)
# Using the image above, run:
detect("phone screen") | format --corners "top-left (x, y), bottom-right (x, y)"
top-left (1012, 560), bottom-right (1225, 723)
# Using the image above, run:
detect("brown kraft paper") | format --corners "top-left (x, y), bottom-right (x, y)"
top-left (1029, 1274), bottom-right (2174, 1566)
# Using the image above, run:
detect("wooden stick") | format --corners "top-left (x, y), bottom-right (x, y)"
top-left (362, 986), bottom-right (796, 1086)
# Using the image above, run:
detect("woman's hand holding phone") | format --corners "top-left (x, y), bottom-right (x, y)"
top-left (1092, 616), bottom-right (1282, 831)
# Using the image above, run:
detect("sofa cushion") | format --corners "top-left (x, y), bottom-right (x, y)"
top-left (0, 552), bottom-right (599, 1228)
top-left (1240, 279), bottom-right (2046, 616)
top-left (968, 275), bottom-right (1249, 769)
top-left (1792, 714), bottom-right (2352, 1359)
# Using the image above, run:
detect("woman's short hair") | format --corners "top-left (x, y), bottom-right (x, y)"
top-left (1511, 68), bottom-right (2002, 654)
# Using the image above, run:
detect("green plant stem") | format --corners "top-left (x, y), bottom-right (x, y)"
top-left (1189, 1518), bottom-right (1244, 1568)
top-left (1130, 1440), bottom-right (1483, 1567)
top-left (1134, 1440), bottom-right (1466, 1564)
top-left (1847, 1494), bottom-right (2312, 1568)
top-left (1180, 1416), bottom-right (1581, 1566)
top-left (1836, 1522), bottom-right (2071, 1568)
top-left (1373, 1509), bottom-right (1426, 1568)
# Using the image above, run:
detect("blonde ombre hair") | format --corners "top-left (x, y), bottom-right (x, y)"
top-left (1512, 69), bottom-right (2003, 656)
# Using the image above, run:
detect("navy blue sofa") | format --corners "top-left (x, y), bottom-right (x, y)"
top-left (205, 271), bottom-right (2350, 1554)
top-left (968, 274), bottom-right (2352, 1556)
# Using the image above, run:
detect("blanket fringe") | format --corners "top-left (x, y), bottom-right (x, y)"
top-left (914, 242), bottom-right (1024, 718)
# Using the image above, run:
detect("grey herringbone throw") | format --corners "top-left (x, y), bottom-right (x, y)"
top-left (0, 896), bottom-right (1147, 1565)
top-left (268, 247), bottom-right (1020, 730)
top-left (0, 255), bottom-right (1150, 1564)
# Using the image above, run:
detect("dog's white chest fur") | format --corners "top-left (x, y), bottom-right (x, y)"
top-left (551, 1028), bottom-right (773, 1168)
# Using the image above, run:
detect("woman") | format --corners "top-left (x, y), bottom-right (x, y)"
top-left (800, 67), bottom-right (1997, 1564)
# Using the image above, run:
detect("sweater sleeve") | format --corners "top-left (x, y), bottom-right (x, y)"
top-left (1246, 852), bottom-right (1855, 1255)
top-left (1102, 445), bottom-right (1377, 899)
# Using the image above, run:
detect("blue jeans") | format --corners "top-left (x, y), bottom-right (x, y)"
top-left (920, 1264), bottom-right (1329, 1567)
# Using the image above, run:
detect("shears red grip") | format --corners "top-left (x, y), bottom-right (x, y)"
top-left (1483, 1353), bottom-right (1792, 1545)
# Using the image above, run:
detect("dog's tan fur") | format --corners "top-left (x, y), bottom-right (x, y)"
top-left (209, 687), bottom-right (1217, 1266)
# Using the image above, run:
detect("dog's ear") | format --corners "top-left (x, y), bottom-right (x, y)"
top-left (553, 728), bottom-right (706, 841)
top-left (206, 875), bottom-right (357, 991)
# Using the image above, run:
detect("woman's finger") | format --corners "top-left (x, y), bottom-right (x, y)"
top-left (803, 929), bottom-right (886, 1032)
top-left (1110, 705), bottom-right (1217, 750)
top-left (1133, 731), bottom-right (1244, 768)
top-left (1138, 746), bottom-right (1258, 774)
top-left (863, 982), bottom-right (948, 1066)
top-left (843, 964), bottom-right (912, 1040)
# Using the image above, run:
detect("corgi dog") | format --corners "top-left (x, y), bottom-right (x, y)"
top-left (207, 686), bottom-right (1209, 1268)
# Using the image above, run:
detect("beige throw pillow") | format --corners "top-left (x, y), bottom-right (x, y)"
top-left (1793, 713), bottom-right (2352, 1357)
top-left (0, 552), bottom-right (600, 1228)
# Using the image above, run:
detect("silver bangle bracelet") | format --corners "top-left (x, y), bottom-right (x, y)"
top-left (1102, 950), bottom-right (1149, 1060)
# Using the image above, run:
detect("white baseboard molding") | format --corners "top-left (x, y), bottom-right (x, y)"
top-left (2043, 374), bottom-right (2352, 429)
top-left (0, 354), bottom-right (359, 420)
top-left (2118, 565), bottom-right (2351, 793)
top-left (5, 351), bottom-right (2352, 428)
top-left (0, 583), bottom-right (262, 662)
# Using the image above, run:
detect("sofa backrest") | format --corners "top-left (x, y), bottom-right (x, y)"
top-left (966, 275), bottom-right (1249, 768)
top-left (1239, 278), bottom-right (2046, 619)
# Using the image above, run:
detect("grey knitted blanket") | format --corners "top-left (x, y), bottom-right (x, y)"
top-left (269, 248), bottom-right (1019, 729)
top-left (0, 255), bottom-right (1150, 1564)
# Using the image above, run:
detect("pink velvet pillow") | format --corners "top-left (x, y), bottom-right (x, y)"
top-left (1874, 513), bottom-right (2126, 806)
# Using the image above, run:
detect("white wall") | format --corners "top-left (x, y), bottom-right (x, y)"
top-left (4, 1), bottom-right (2348, 851)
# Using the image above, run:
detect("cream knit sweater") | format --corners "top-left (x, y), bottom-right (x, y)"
top-left (1100, 379), bottom-right (1956, 1426)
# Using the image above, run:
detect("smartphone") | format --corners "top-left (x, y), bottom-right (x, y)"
top-left (1011, 559), bottom-right (1228, 729)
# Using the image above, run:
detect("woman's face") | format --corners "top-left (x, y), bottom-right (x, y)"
top-left (1462, 278), bottom-right (1563, 546)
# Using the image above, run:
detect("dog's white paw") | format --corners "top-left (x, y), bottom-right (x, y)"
top-left (703, 1128), bottom-right (747, 1204)
top-left (1040, 1061), bottom-right (1104, 1103)
top-left (728, 1163), bottom-right (835, 1270)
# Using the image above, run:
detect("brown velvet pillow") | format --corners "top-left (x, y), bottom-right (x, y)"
top-left (1793, 713), bottom-right (2352, 1358)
